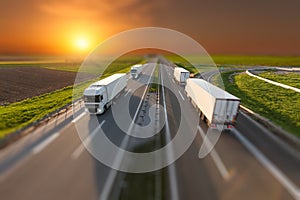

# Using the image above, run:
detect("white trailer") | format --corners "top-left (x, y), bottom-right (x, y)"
top-left (83, 73), bottom-right (127, 114)
top-left (185, 78), bottom-right (240, 129)
top-left (174, 67), bottom-right (190, 84)
top-left (130, 64), bottom-right (143, 79)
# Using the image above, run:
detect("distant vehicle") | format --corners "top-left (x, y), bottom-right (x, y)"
top-left (83, 73), bottom-right (127, 114)
top-left (174, 67), bottom-right (190, 84)
top-left (185, 78), bottom-right (240, 129)
top-left (130, 64), bottom-right (143, 79)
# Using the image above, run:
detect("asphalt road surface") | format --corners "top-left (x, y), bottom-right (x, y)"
top-left (0, 58), bottom-right (299, 200)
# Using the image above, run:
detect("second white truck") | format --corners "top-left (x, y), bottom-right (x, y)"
top-left (130, 64), bottom-right (143, 79)
top-left (185, 78), bottom-right (240, 129)
top-left (174, 67), bottom-right (190, 84)
top-left (83, 73), bottom-right (127, 114)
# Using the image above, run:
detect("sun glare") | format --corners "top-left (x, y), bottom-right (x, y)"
top-left (75, 38), bottom-right (89, 50)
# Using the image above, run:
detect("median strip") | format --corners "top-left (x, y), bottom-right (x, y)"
top-left (160, 65), bottom-right (180, 200)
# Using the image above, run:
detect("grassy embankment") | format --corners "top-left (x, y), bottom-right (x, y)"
top-left (259, 71), bottom-right (300, 88)
top-left (221, 71), bottom-right (300, 137)
top-left (0, 56), bottom-right (143, 140)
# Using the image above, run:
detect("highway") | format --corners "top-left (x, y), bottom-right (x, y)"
top-left (0, 58), bottom-right (299, 200)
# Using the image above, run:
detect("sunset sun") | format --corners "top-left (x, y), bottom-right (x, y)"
top-left (75, 38), bottom-right (89, 50)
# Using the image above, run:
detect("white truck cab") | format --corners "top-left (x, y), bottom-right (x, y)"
top-left (130, 64), bottom-right (143, 79)
top-left (83, 74), bottom-right (127, 114)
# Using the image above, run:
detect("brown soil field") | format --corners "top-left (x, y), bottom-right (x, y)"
top-left (0, 67), bottom-right (96, 105)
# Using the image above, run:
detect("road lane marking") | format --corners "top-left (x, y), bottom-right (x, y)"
top-left (99, 63), bottom-right (157, 200)
top-left (124, 89), bottom-right (131, 97)
top-left (71, 120), bottom-right (105, 160)
top-left (197, 126), bottom-right (230, 180)
top-left (178, 90), bottom-right (185, 101)
top-left (161, 66), bottom-right (179, 200)
top-left (239, 111), bottom-right (299, 159)
top-left (232, 128), bottom-right (300, 200)
top-left (31, 132), bottom-right (60, 155)
top-left (72, 111), bottom-right (87, 123)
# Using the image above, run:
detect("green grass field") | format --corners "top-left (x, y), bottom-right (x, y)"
top-left (258, 71), bottom-right (300, 88)
top-left (0, 56), bottom-right (144, 74)
top-left (0, 56), bottom-right (143, 140)
top-left (221, 71), bottom-right (300, 136)
top-left (165, 55), bottom-right (300, 69)
top-left (212, 55), bottom-right (300, 67)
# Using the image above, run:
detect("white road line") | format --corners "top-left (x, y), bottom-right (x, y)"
top-left (161, 66), bottom-right (179, 200)
top-left (72, 112), bottom-right (87, 123)
top-left (124, 89), bottom-right (131, 97)
top-left (99, 64), bottom-right (157, 200)
top-left (31, 132), bottom-right (60, 154)
top-left (239, 111), bottom-right (299, 159)
top-left (178, 90), bottom-right (185, 101)
top-left (232, 128), bottom-right (300, 200)
top-left (197, 126), bottom-right (230, 180)
top-left (71, 120), bottom-right (105, 160)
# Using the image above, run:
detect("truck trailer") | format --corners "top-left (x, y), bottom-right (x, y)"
top-left (83, 73), bottom-right (127, 114)
top-left (174, 67), bottom-right (190, 84)
top-left (130, 64), bottom-right (143, 79)
top-left (185, 78), bottom-right (240, 129)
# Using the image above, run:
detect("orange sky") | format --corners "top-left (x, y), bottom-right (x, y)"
top-left (0, 0), bottom-right (299, 55)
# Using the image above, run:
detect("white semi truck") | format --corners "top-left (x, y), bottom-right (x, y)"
top-left (185, 78), bottom-right (240, 129)
top-left (130, 64), bottom-right (143, 79)
top-left (174, 67), bottom-right (190, 84)
top-left (83, 73), bottom-right (127, 114)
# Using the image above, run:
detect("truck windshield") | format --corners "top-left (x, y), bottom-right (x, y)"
top-left (89, 85), bottom-right (102, 88)
top-left (84, 95), bottom-right (101, 102)
top-left (131, 69), bottom-right (137, 73)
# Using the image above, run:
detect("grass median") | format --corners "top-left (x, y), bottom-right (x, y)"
top-left (0, 56), bottom-right (143, 140)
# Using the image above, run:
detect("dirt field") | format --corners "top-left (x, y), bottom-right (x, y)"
top-left (0, 67), bottom-right (96, 105)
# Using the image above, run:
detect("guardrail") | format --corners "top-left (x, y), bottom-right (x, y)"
top-left (0, 98), bottom-right (84, 148)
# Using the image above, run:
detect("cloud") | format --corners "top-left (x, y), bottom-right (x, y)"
top-left (37, 0), bottom-right (162, 25)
